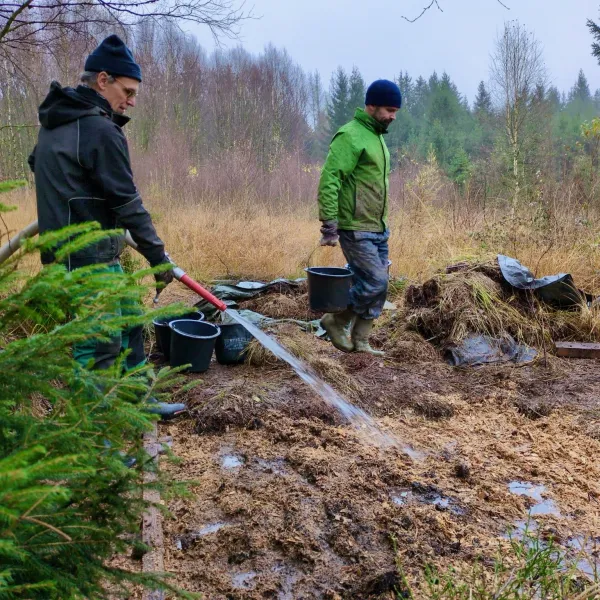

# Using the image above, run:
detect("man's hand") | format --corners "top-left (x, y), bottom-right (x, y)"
top-left (154, 260), bottom-right (175, 298)
top-left (320, 220), bottom-right (339, 246)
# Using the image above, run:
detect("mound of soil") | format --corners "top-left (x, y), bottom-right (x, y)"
top-left (404, 260), bottom-right (600, 350)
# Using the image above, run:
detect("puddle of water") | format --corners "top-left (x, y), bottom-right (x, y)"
top-left (225, 309), bottom-right (417, 456)
top-left (508, 481), bottom-right (561, 517)
top-left (231, 570), bottom-right (257, 589)
top-left (197, 521), bottom-right (227, 536)
top-left (390, 486), bottom-right (464, 515)
top-left (391, 489), bottom-right (412, 506)
top-left (175, 521), bottom-right (230, 549)
top-left (272, 563), bottom-right (301, 600)
top-left (506, 525), bottom-right (599, 580)
top-left (256, 457), bottom-right (288, 475)
top-left (432, 495), bottom-right (450, 509)
top-left (566, 536), bottom-right (600, 579)
top-left (221, 454), bottom-right (244, 469)
top-left (529, 498), bottom-right (560, 516)
top-left (508, 481), bottom-right (545, 503)
top-left (506, 518), bottom-right (538, 540)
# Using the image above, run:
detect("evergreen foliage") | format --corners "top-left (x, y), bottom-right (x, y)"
top-left (0, 216), bottom-right (198, 599)
top-left (587, 16), bottom-right (600, 65)
top-left (347, 67), bottom-right (366, 114)
top-left (569, 69), bottom-right (591, 103)
top-left (473, 81), bottom-right (493, 119)
top-left (327, 66), bottom-right (351, 135)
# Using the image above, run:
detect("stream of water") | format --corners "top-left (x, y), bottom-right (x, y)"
top-left (225, 308), bottom-right (420, 457)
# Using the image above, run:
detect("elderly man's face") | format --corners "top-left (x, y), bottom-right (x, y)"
top-left (365, 105), bottom-right (399, 128)
top-left (95, 72), bottom-right (140, 114)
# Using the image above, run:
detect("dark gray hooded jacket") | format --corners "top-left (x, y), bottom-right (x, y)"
top-left (29, 82), bottom-right (165, 268)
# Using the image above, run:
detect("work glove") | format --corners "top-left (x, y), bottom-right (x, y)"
top-left (319, 220), bottom-right (339, 247)
top-left (153, 258), bottom-right (175, 299)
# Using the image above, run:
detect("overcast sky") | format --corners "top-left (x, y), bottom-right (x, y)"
top-left (189, 0), bottom-right (600, 104)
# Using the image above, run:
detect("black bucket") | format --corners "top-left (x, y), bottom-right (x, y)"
top-left (304, 267), bottom-right (353, 312)
top-left (168, 319), bottom-right (219, 373)
top-left (215, 323), bottom-right (254, 365)
top-left (153, 311), bottom-right (204, 360)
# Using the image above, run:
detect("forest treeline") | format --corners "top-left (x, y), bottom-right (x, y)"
top-left (1, 19), bottom-right (600, 206)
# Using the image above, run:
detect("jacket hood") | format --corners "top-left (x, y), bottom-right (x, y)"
top-left (38, 81), bottom-right (129, 129)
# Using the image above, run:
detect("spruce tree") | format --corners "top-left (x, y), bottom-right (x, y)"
top-left (396, 71), bottom-right (413, 112)
top-left (587, 16), bottom-right (600, 65)
top-left (569, 69), bottom-right (591, 103)
top-left (473, 81), bottom-right (493, 120)
top-left (546, 86), bottom-right (562, 112)
top-left (347, 66), bottom-right (366, 114)
top-left (326, 66), bottom-right (350, 135)
top-left (411, 76), bottom-right (429, 120)
top-left (0, 213), bottom-right (197, 600)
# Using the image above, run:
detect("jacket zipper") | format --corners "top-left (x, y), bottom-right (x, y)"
top-left (380, 135), bottom-right (386, 230)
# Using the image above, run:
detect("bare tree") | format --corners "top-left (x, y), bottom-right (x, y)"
top-left (402, 0), bottom-right (509, 23)
top-left (0, 0), bottom-right (251, 52)
top-left (490, 20), bottom-right (546, 205)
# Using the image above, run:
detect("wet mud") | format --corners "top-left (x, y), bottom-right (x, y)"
top-left (139, 287), bottom-right (600, 598)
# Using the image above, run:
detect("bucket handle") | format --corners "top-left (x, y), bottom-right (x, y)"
top-left (303, 242), bottom-right (321, 269)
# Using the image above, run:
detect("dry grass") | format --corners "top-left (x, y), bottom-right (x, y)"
top-left (4, 178), bottom-right (600, 295)
top-left (245, 323), bottom-right (362, 397)
top-left (404, 264), bottom-right (600, 350)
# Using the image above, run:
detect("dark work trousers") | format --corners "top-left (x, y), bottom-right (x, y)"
top-left (339, 229), bottom-right (390, 320)
top-left (72, 262), bottom-right (146, 370)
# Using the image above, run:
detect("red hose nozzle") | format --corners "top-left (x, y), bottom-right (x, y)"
top-left (172, 267), bottom-right (228, 312)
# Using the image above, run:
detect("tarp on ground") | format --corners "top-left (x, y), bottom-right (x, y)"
top-left (444, 333), bottom-right (537, 367)
top-left (194, 278), bottom-right (306, 320)
top-left (497, 255), bottom-right (585, 308)
top-left (194, 277), bottom-right (323, 334)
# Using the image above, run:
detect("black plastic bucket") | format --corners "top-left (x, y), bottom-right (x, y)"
top-left (215, 323), bottom-right (254, 365)
top-left (168, 319), bottom-right (219, 373)
top-left (153, 311), bottom-right (205, 360)
top-left (304, 267), bottom-right (353, 312)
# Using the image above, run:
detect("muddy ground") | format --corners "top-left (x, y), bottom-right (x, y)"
top-left (133, 284), bottom-right (600, 599)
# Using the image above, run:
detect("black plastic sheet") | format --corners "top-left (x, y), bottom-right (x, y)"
top-left (444, 333), bottom-right (537, 367)
top-left (497, 255), bottom-right (585, 308)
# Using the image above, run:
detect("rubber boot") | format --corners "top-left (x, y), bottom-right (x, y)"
top-left (145, 397), bottom-right (187, 421)
top-left (320, 309), bottom-right (355, 352)
top-left (351, 317), bottom-right (384, 356)
top-left (103, 439), bottom-right (137, 468)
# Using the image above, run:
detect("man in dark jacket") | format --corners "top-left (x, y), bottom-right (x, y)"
top-left (29, 35), bottom-right (183, 418)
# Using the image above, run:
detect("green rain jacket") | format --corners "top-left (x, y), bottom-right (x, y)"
top-left (318, 108), bottom-right (390, 232)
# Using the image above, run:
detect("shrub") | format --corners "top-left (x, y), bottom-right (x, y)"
top-left (0, 216), bottom-right (197, 599)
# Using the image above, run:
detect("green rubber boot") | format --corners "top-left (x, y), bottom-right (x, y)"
top-left (320, 309), bottom-right (355, 352)
top-left (351, 317), bottom-right (384, 356)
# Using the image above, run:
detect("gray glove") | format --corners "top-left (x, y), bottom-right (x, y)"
top-left (320, 220), bottom-right (339, 246)
top-left (154, 259), bottom-right (174, 298)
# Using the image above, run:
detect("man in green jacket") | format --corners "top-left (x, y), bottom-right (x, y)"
top-left (317, 79), bottom-right (401, 355)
